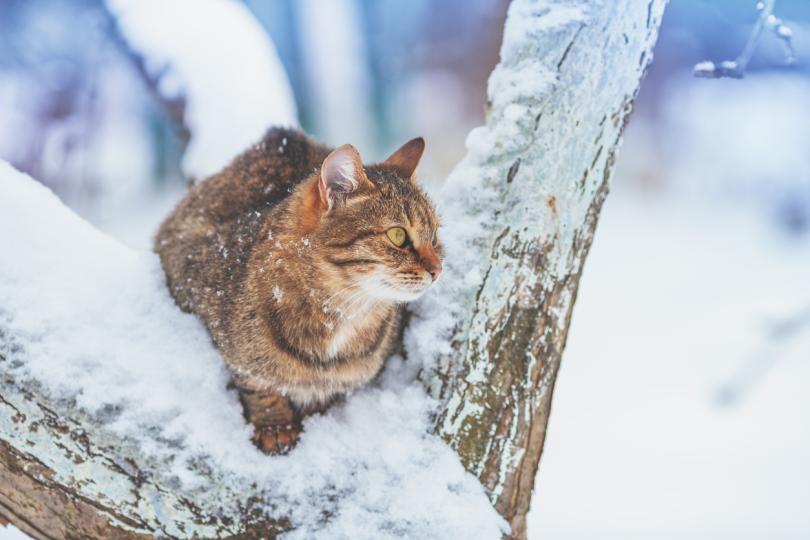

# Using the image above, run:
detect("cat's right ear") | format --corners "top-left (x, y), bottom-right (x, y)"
top-left (319, 145), bottom-right (369, 211)
top-left (383, 137), bottom-right (425, 181)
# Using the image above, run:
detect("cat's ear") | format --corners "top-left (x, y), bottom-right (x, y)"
top-left (384, 137), bottom-right (425, 180)
top-left (319, 144), bottom-right (369, 210)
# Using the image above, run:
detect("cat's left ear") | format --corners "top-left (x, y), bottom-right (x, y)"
top-left (319, 145), bottom-right (371, 211)
top-left (384, 137), bottom-right (425, 181)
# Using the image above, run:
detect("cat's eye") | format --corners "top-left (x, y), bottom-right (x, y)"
top-left (386, 227), bottom-right (408, 247)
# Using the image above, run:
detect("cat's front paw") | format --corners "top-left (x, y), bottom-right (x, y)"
top-left (253, 424), bottom-right (300, 455)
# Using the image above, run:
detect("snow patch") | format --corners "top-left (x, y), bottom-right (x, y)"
top-left (406, 0), bottom-right (590, 379)
top-left (105, 0), bottom-right (298, 180)
top-left (0, 162), bottom-right (506, 538)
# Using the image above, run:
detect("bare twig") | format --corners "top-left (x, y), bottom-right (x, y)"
top-left (716, 304), bottom-right (810, 406)
top-left (694, 0), bottom-right (795, 79)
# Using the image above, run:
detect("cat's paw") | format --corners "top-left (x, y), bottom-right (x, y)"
top-left (253, 424), bottom-right (300, 455)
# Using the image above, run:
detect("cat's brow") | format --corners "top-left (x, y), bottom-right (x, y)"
top-left (323, 230), bottom-right (378, 249)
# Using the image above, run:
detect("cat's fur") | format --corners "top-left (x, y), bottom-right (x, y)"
top-left (155, 127), bottom-right (442, 452)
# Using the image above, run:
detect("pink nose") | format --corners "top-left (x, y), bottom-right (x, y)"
top-left (419, 247), bottom-right (442, 282)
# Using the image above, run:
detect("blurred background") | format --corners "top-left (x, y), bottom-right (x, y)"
top-left (0, 0), bottom-right (808, 538)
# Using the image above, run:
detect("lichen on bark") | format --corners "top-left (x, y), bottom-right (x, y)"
top-left (416, 0), bottom-right (668, 537)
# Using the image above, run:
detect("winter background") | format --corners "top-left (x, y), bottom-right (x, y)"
top-left (1, 0), bottom-right (809, 538)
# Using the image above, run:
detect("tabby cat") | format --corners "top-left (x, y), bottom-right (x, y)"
top-left (155, 128), bottom-right (443, 453)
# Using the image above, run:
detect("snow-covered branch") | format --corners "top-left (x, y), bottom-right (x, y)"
top-left (105, 0), bottom-right (298, 179)
top-left (694, 0), bottom-right (795, 79)
top-left (0, 162), bottom-right (504, 538)
top-left (0, 1), bottom-right (667, 538)
top-left (409, 0), bottom-right (667, 536)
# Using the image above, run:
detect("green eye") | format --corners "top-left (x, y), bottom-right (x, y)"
top-left (386, 227), bottom-right (408, 247)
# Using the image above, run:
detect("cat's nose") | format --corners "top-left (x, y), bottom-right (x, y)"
top-left (426, 263), bottom-right (442, 282)
top-left (419, 248), bottom-right (442, 282)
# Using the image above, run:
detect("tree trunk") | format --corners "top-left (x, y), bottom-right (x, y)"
top-left (417, 0), bottom-right (666, 537)
top-left (0, 0), bottom-right (666, 538)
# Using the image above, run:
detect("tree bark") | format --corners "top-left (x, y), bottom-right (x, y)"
top-left (418, 1), bottom-right (666, 537)
top-left (0, 375), bottom-right (289, 539)
top-left (0, 0), bottom-right (666, 538)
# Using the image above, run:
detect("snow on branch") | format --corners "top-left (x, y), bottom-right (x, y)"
top-left (0, 1), bottom-right (669, 537)
top-left (407, 0), bottom-right (667, 535)
top-left (105, 0), bottom-right (299, 180)
top-left (0, 161), bottom-right (505, 538)
top-left (694, 0), bottom-right (795, 79)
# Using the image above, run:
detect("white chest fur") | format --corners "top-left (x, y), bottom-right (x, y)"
top-left (325, 320), bottom-right (359, 359)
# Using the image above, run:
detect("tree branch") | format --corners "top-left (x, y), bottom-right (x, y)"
top-left (0, 1), bottom-right (667, 538)
top-left (0, 368), bottom-right (289, 539)
top-left (414, 1), bottom-right (667, 537)
top-left (717, 304), bottom-right (810, 406)
top-left (694, 0), bottom-right (795, 79)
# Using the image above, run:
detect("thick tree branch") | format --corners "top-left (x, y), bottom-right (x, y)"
top-left (0, 1), bottom-right (667, 538)
top-left (0, 369), bottom-right (288, 539)
top-left (414, 1), bottom-right (667, 537)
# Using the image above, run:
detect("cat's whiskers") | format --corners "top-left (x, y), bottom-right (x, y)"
top-left (323, 282), bottom-right (361, 308)
top-left (332, 285), bottom-right (374, 320)
top-left (321, 281), bottom-right (371, 322)
top-left (322, 282), bottom-right (365, 314)
top-left (340, 289), bottom-right (379, 320)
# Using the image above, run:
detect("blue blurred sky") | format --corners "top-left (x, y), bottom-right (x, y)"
top-left (0, 0), bottom-right (807, 213)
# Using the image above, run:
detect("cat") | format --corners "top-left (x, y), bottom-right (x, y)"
top-left (154, 127), bottom-right (443, 453)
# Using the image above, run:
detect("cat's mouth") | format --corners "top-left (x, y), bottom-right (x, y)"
top-left (361, 273), bottom-right (435, 303)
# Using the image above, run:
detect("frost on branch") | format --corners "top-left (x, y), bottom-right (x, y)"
top-left (407, 0), bottom-right (667, 536)
top-left (694, 0), bottom-right (795, 79)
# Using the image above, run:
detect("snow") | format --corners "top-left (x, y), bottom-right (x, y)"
top-left (498, 2), bottom-right (586, 64)
top-left (487, 58), bottom-right (557, 110)
top-left (527, 186), bottom-right (810, 539)
top-left (405, 0), bottom-right (590, 382)
top-left (776, 24), bottom-right (792, 38)
top-left (104, 0), bottom-right (298, 180)
top-left (0, 161), bottom-right (506, 539)
top-left (0, 527), bottom-right (28, 540)
top-left (692, 60), bottom-right (715, 74)
top-left (403, 129), bottom-right (496, 382)
top-left (0, 162), bottom-right (244, 466)
top-left (486, 1), bottom-right (588, 115)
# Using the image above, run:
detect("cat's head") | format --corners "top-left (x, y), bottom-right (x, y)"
top-left (303, 138), bottom-right (443, 303)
